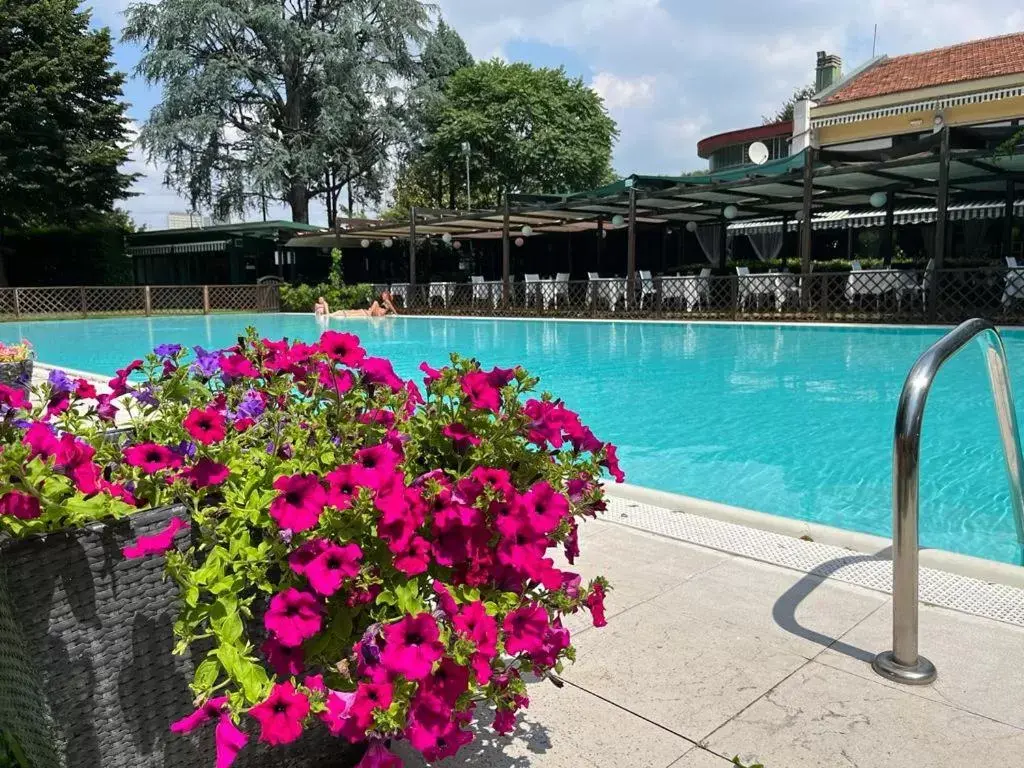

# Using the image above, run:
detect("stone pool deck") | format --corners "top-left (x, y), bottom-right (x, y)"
top-left (399, 502), bottom-right (1024, 768)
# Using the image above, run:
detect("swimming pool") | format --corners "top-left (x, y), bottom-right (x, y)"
top-left (2, 313), bottom-right (1022, 564)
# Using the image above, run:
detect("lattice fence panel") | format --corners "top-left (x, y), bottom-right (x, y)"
top-left (0, 290), bottom-right (15, 319)
top-left (15, 288), bottom-right (81, 317)
top-left (208, 285), bottom-right (256, 311)
top-left (83, 287), bottom-right (145, 315)
top-left (149, 286), bottom-right (204, 314)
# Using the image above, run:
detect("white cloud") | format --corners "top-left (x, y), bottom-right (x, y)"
top-left (591, 72), bottom-right (656, 109)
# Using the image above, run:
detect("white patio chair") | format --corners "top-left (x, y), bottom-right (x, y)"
top-left (1007, 257), bottom-right (1018, 268)
top-left (1004, 258), bottom-right (1024, 308)
top-left (428, 282), bottom-right (449, 309)
top-left (851, 260), bottom-right (863, 271)
top-left (554, 272), bottom-right (570, 308)
top-left (736, 266), bottom-right (753, 311)
top-left (523, 273), bottom-right (541, 308)
top-left (638, 270), bottom-right (657, 309)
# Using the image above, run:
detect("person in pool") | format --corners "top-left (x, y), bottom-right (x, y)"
top-left (313, 296), bottom-right (330, 316)
top-left (331, 290), bottom-right (399, 318)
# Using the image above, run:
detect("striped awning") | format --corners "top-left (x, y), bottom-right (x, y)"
top-left (126, 240), bottom-right (229, 257)
top-left (729, 200), bottom-right (1024, 234)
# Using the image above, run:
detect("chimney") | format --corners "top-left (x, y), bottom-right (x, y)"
top-left (815, 51), bottom-right (842, 92)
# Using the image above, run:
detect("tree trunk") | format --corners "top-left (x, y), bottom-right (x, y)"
top-left (448, 167), bottom-right (456, 210)
top-left (289, 182), bottom-right (309, 224)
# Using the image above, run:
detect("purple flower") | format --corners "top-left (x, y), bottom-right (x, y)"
top-left (190, 346), bottom-right (221, 377)
top-left (235, 389), bottom-right (265, 420)
top-left (47, 369), bottom-right (73, 394)
top-left (175, 441), bottom-right (197, 459)
top-left (154, 343), bottom-right (182, 358)
top-left (131, 385), bottom-right (159, 407)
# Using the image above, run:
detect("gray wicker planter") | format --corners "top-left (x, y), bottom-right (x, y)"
top-left (0, 505), bottom-right (365, 768)
top-left (0, 358), bottom-right (32, 390)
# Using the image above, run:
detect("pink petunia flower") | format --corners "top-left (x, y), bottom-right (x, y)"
top-left (517, 481), bottom-right (570, 536)
top-left (304, 542), bottom-right (362, 596)
top-left (350, 680), bottom-right (394, 732)
top-left (183, 407), bottom-right (227, 445)
top-left (442, 423), bottom-right (481, 452)
top-left (406, 693), bottom-right (474, 762)
top-left (248, 681), bottom-right (309, 746)
top-left (317, 363), bottom-right (354, 397)
top-left (320, 689), bottom-right (358, 738)
top-left (359, 357), bottom-right (404, 393)
top-left (324, 465), bottom-right (362, 510)
top-left (356, 739), bottom-right (403, 768)
top-left (23, 422), bottom-right (59, 460)
top-left (264, 588), bottom-right (322, 647)
top-left (586, 582), bottom-right (608, 627)
top-left (419, 361), bottom-right (442, 387)
top-left (122, 517), bottom-right (187, 559)
top-left (453, 601), bottom-right (498, 656)
top-left (182, 458), bottom-right (230, 488)
top-left (502, 604), bottom-right (550, 657)
top-left (354, 443), bottom-right (402, 487)
top-left (460, 371), bottom-right (501, 412)
top-left (432, 580), bottom-right (459, 617)
top-left (214, 715), bottom-right (248, 768)
top-left (601, 443), bottom-right (625, 483)
top-left (380, 613), bottom-right (444, 681)
top-left (0, 383), bottom-right (29, 410)
top-left (424, 658), bottom-right (471, 706)
top-left (287, 538), bottom-right (329, 576)
top-left (270, 474), bottom-right (327, 533)
top-left (124, 443), bottom-right (182, 473)
top-left (493, 708), bottom-right (516, 735)
top-left (261, 637), bottom-right (305, 676)
top-left (319, 331), bottom-right (366, 366)
top-left (170, 696), bottom-right (228, 734)
top-left (219, 354), bottom-right (259, 380)
top-left (74, 379), bottom-right (97, 399)
top-left (394, 535), bottom-right (431, 576)
top-left (53, 434), bottom-right (102, 495)
top-left (0, 490), bottom-right (41, 520)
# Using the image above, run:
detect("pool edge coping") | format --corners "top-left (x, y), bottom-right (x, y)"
top-left (607, 482), bottom-right (1024, 589)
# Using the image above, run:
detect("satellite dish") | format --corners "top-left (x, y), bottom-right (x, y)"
top-left (748, 141), bottom-right (769, 165)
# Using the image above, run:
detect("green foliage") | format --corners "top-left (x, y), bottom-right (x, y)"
top-left (329, 249), bottom-right (344, 290)
top-left (762, 84), bottom-right (817, 124)
top-left (0, 0), bottom-right (135, 231)
top-left (124, 0), bottom-right (431, 222)
top-left (279, 282), bottom-right (376, 312)
top-left (0, 730), bottom-right (29, 768)
top-left (391, 59), bottom-right (618, 212)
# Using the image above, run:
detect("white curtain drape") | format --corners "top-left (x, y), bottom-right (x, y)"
top-left (746, 230), bottom-right (784, 262)
top-left (695, 224), bottom-right (721, 265)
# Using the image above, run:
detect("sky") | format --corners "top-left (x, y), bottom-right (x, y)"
top-left (83, 0), bottom-right (1024, 229)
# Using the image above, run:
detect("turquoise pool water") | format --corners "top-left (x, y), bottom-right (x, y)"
top-left (2, 313), bottom-right (1022, 564)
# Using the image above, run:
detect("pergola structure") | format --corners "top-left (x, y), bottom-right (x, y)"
top-left (287, 125), bottom-right (1024, 302)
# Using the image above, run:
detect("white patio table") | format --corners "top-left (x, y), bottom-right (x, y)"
top-left (844, 269), bottom-right (917, 304)
top-left (661, 275), bottom-right (710, 312)
top-left (588, 277), bottom-right (628, 311)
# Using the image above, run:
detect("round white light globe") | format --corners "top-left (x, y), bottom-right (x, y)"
top-left (442, 232), bottom-right (452, 244)
top-left (453, 241), bottom-right (462, 250)
top-left (685, 221), bottom-right (698, 232)
top-left (723, 204), bottom-right (738, 220)
top-left (360, 239), bottom-right (370, 248)
top-left (515, 237), bottom-right (525, 247)
top-left (869, 191), bottom-right (888, 208)
top-left (521, 225), bottom-right (533, 237)
top-left (383, 238), bottom-right (393, 248)
top-left (611, 214), bottom-right (625, 228)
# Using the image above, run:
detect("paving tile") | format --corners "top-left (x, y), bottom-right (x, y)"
top-left (705, 661), bottom-right (1024, 768)
top-left (392, 676), bottom-right (691, 768)
top-left (651, 556), bottom-right (886, 661)
top-left (560, 521), bottom-right (729, 633)
top-left (564, 591), bottom-right (810, 738)
top-left (817, 598), bottom-right (1024, 729)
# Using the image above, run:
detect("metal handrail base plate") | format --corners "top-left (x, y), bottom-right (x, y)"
top-left (872, 651), bottom-right (937, 685)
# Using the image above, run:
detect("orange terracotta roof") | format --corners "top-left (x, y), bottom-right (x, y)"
top-left (823, 32), bottom-right (1024, 105)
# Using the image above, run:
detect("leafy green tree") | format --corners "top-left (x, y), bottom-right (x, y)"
top-left (123, 0), bottom-right (430, 224)
top-left (0, 0), bottom-right (134, 231)
top-left (392, 60), bottom-right (618, 212)
top-left (762, 84), bottom-right (817, 124)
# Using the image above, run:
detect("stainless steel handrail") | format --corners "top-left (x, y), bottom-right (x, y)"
top-left (873, 318), bottom-right (1024, 685)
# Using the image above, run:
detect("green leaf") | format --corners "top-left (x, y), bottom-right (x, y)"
top-left (192, 657), bottom-right (220, 693)
top-left (394, 579), bottom-right (423, 615)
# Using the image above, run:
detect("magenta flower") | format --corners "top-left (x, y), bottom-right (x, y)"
top-left (320, 690), bottom-right (357, 739)
top-left (442, 423), bottom-right (481, 452)
top-left (518, 481), bottom-right (570, 536)
top-left (493, 708), bottom-right (516, 735)
top-left (453, 601), bottom-right (498, 656)
top-left (182, 458), bottom-right (230, 488)
top-left (270, 474), bottom-right (327, 533)
top-left (214, 715), bottom-right (248, 768)
top-left (0, 490), bottom-right (41, 521)
top-left (319, 330), bottom-right (366, 366)
top-left (460, 371), bottom-right (501, 412)
top-left (54, 434), bottom-right (102, 495)
top-left (432, 580), bottom-right (459, 617)
top-left (354, 443), bottom-right (402, 485)
top-left (394, 535), bottom-right (431, 576)
top-left (261, 637), bottom-right (305, 676)
top-left (219, 354), bottom-right (259, 380)
top-left (359, 356), bottom-right (404, 393)
top-left (325, 464), bottom-right (362, 510)
top-left (122, 517), bottom-right (186, 559)
top-left (23, 422), bottom-right (58, 460)
top-left (350, 680), bottom-right (394, 732)
top-left (183, 407), bottom-right (227, 445)
top-left (586, 582), bottom-right (608, 627)
top-left (419, 361), bottom-right (442, 386)
top-left (601, 443), bottom-right (625, 483)
top-left (124, 443), bottom-right (182, 473)
top-left (471, 467), bottom-right (515, 500)
top-left (407, 693), bottom-right (474, 762)
top-left (356, 739), bottom-right (403, 768)
top-left (170, 696), bottom-right (228, 734)
top-left (304, 542), bottom-right (362, 596)
top-left (287, 538), bottom-right (329, 576)
top-left (248, 681), bottom-right (309, 746)
top-left (380, 613), bottom-right (444, 681)
top-left (264, 588), bottom-right (322, 647)
top-left (317, 363), bottom-right (354, 396)
top-left (424, 658), bottom-right (471, 706)
top-left (358, 408), bottom-right (396, 428)
top-left (0, 383), bottom-right (29, 410)
top-left (503, 604), bottom-right (549, 657)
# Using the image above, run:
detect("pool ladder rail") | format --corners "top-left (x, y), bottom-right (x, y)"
top-left (873, 318), bottom-right (1024, 686)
